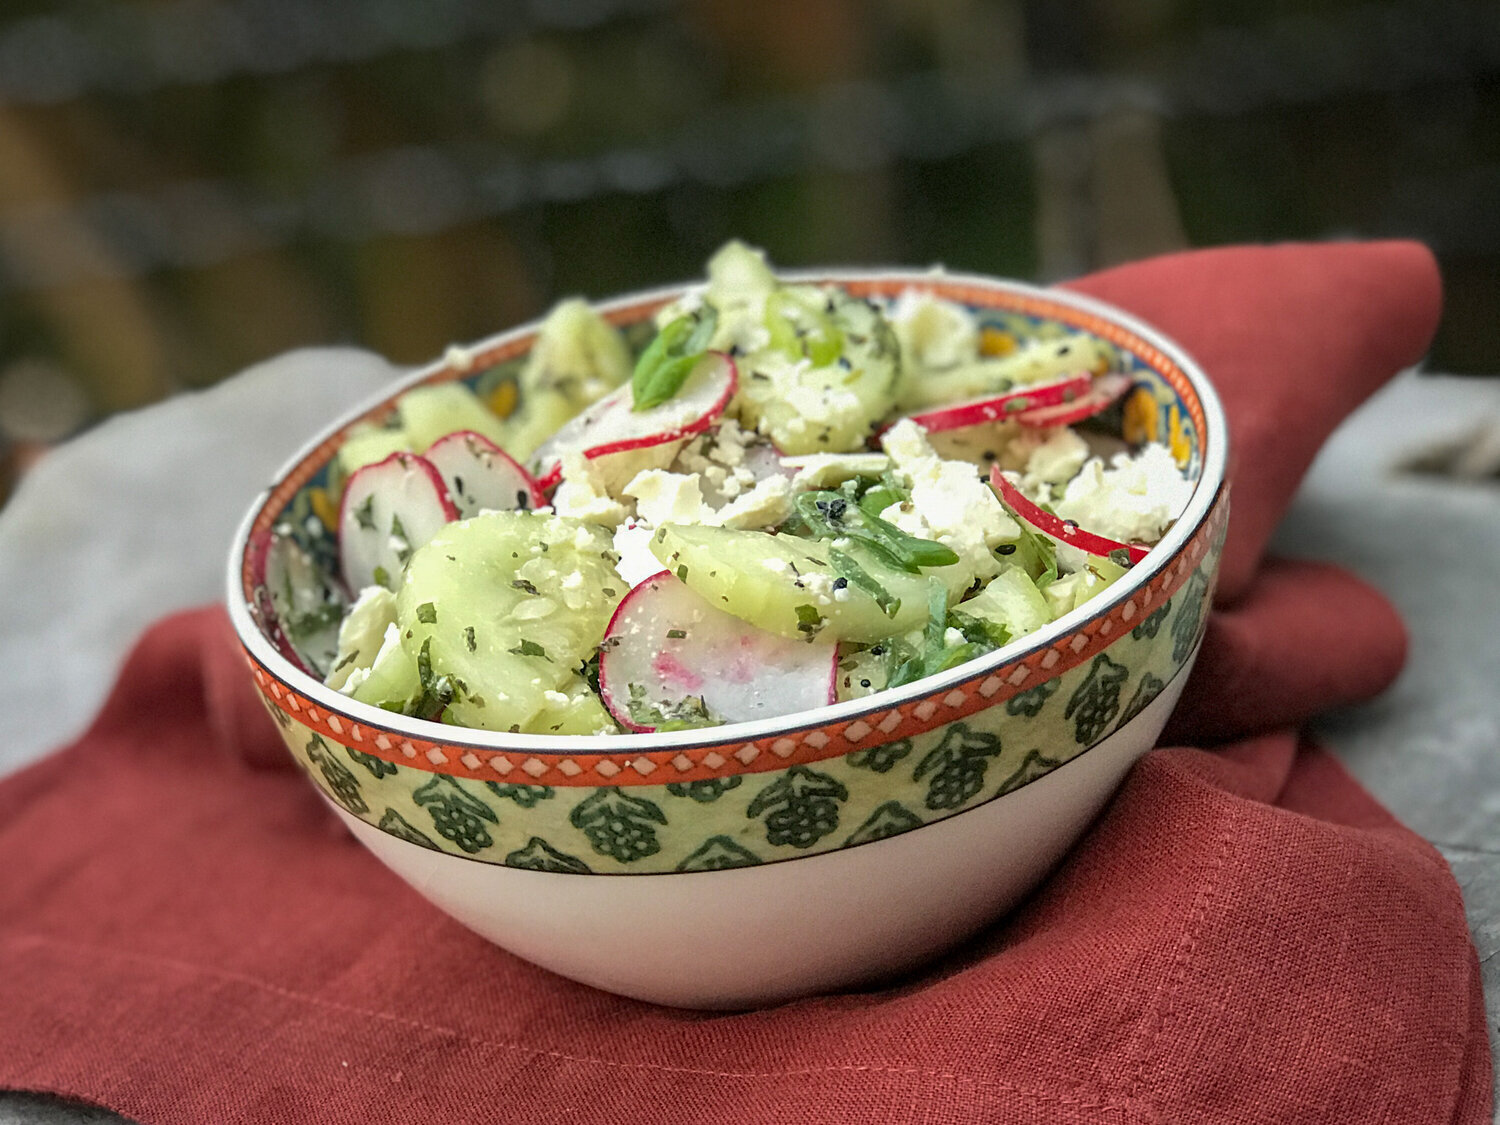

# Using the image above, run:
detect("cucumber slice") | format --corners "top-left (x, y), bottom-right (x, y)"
top-left (648, 524), bottom-right (938, 644)
top-left (957, 566), bottom-right (1051, 640)
top-left (494, 298), bottom-right (634, 461)
top-left (345, 622), bottom-right (422, 712)
top-left (397, 383), bottom-right (510, 452)
top-left (735, 288), bottom-right (901, 455)
top-left (326, 585), bottom-right (398, 691)
top-left (523, 675), bottom-right (617, 736)
top-left (835, 646), bottom-right (890, 702)
top-left (396, 512), bottom-right (624, 732)
top-left (336, 425), bottom-right (412, 484)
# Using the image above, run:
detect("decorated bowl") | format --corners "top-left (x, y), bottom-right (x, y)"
top-left (226, 270), bottom-right (1229, 1009)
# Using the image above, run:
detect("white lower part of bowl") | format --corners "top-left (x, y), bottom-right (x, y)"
top-left (333, 650), bottom-right (1195, 1009)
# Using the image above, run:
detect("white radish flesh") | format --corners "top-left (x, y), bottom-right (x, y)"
top-left (424, 430), bottom-right (547, 516)
top-left (338, 452), bottom-right (459, 591)
top-left (530, 352), bottom-right (737, 490)
top-left (599, 571), bottom-right (838, 731)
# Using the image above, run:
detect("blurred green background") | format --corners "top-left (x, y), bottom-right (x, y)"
top-left (1, 0), bottom-right (1497, 495)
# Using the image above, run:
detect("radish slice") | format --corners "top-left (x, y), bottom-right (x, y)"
top-left (424, 430), bottom-right (547, 516)
top-left (989, 464), bottom-right (1149, 565)
top-left (531, 352), bottom-right (737, 490)
top-left (1013, 373), bottom-right (1131, 428)
top-left (900, 371), bottom-right (1092, 433)
top-left (599, 570), bottom-right (838, 731)
top-left (338, 452), bottom-right (459, 591)
top-left (260, 533), bottom-right (346, 676)
top-left (248, 528), bottom-right (318, 677)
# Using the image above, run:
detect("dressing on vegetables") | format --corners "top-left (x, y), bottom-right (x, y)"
top-left (282, 241), bottom-right (1194, 736)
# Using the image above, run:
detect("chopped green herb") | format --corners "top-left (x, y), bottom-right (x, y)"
top-left (949, 609), bottom-right (1012, 651)
top-left (764, 290), bottom-right (844, 366)
top-left (285, 602), bottom-right (343, 640)
top-left (666, 629), bottom-right (687, 639)
top-left (795, 490), bottom-right (959, 574)
top-left (511, 578), bottom-right (540, 595)
top-left (411, 638), bottom-right (456, 720)
top-left (631, 307), bottom-right (719, 411)
top-left (509, 639), bottom-right (550, 661)
top-left (389, 514), bottom-right (413, 567)
top-left (373, 565), bottom-right (390, 588)
top-left (795, 603), bottom-right (826, 638)
top-left (625, 683), bottom-right (721, 730)
top-left (858, 484), bottom-right (904, 521)
top-left (829, 547), bottom-right (901, 617)
top-left (463, 625), bottom-right (477, 653)
top-left (676, 564), bottom-right (689, 582)
top-left (415, 602), bottom-right (437, 625)
top-left (1012, 524), bottom-right (1059, 589)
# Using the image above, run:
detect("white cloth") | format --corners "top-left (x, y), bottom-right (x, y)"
top-left (0, 348), bottom-right (400, 776)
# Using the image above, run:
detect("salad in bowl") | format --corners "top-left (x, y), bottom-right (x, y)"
top-left (267, 242), bottom-right (1195, 739)
top-left (229, 242), bottom-right (1227, 1006)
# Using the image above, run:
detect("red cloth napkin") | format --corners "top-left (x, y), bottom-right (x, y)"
top-left (1, 243), bottom-right (1490, 1124)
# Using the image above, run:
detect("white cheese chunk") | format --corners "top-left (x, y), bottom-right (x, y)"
top-left (891, 290), bottom-right (979, 371)
top-left (1052, 442), bottom-right (1193, 545)
top-left (1020, 427), bottom-right (1091, 493)
top-left (879, 419), bottom-right (1020, 589)
top-left (624, 469), bottom-right (711, 527)
top-left (550, 450), bottom-right (628, 526)
top-left (612, 521), bottom-right (665, 587)
top-left (783, 452), bottom-right (891, 491)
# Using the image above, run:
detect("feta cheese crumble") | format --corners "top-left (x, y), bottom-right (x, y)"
top-left (879, 419), bottom-right (1020, 587)
top-left (1052, 443), bottom-right (1193, 545)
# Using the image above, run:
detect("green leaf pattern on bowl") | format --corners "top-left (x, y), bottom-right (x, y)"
top-left (275, 527), bottom-right (1224, 874)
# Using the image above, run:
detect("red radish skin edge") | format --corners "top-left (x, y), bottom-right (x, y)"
top-left (597, 569), bottom-right (839, 733)
top-left (598, 570), bottom-right (676, 733)
top-left (1013, 372), bottom-right (1131, 428)
top-left (424, 429), bottom-right (548, 509)
top-left (988, 464), bottom-right (1150, 565)
top-left (897, 371), bottom-right (1092, 434)
top-left (336, 452), bottom-right (459, 592)
top-left (336, 452), bottom-right (459, 546)
top-left (534, 353), bottom-right (739, 493)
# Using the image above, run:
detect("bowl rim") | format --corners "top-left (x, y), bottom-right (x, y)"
top-left (227, 267), bottom-right (1229, 756)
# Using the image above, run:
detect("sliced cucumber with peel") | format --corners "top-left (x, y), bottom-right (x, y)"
top-left (648, 523), bottom-right (944, 644)
top-left (396, 512), bottom-right (623, 732)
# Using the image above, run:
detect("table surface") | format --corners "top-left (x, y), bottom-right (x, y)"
top-left (2, 355), bottom-right (1495, 1124)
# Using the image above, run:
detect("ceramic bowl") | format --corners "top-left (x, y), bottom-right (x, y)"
top-left (227, 270), bottom-right (1229, 1009)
